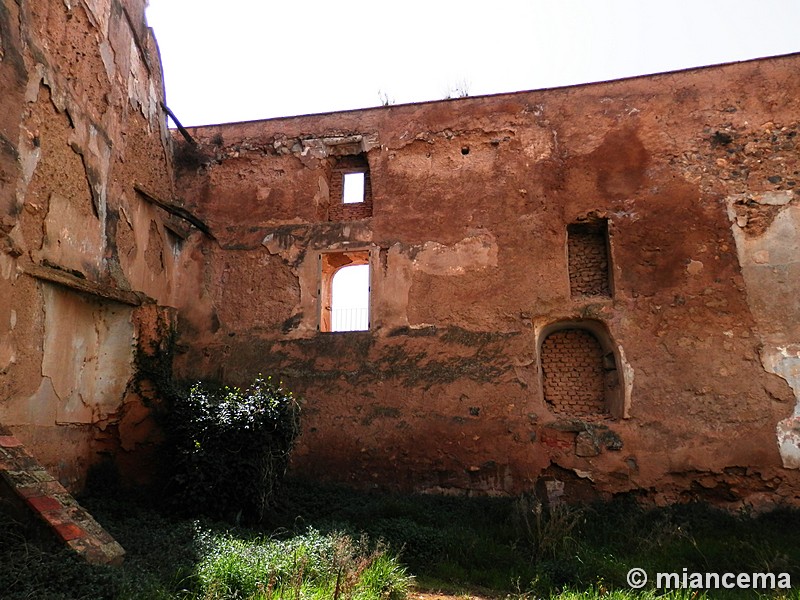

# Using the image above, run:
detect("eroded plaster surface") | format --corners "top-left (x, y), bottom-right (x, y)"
top-left (763, 345), bottom-right (800, 468)
top-left (3, 0), bottom-right (800, 507)
top-left (41, 285), bottom-right (134, 424)
top-left (727, 194), bottom-right (800, 469)
top-left (171, 54), bottom-right (800, 507)
top-left (0, 0), bottom-right (197, 489)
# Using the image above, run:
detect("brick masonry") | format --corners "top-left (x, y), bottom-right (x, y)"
top-left (0, 429), bottom-right (125, 565)
top-left (568, 223), bottom-right (610, 298)
top-left (541, 329), bottom-right (607, 417)
top-left (328, 156), bottom-right (373, 221)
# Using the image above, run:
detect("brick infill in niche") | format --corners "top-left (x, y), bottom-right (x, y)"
top-left (568, 222), bottom-right (610, 298)
top-left (0, 429), bottom-right (125, 565)
top-left (541, 329), bottom-right (608, 417)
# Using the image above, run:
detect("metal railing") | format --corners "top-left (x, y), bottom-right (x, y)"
top-left (331, 307), bottom-right (369, 332)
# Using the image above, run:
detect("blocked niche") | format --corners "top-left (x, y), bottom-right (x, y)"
top-left (328, 155), bottom-right (373, 221)
top-left (567, 220), bottom-right (611, 299)
top-left (539, 322), bottom-right (622, 418)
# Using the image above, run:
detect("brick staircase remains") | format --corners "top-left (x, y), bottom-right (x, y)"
top-left (0, 428), bottom-right (125, 565)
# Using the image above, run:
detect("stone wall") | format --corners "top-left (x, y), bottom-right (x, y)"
top-left (172, 53), bottom-right (800, 507)
top-left (0, 0), bottom-right (200, 489)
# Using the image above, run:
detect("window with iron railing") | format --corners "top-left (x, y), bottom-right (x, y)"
top-left (319, 250), bottom-right (371, 332)
top-left (330, 264), bottom-right (369, 332)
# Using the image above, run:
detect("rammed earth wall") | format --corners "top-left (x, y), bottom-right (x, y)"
top-left (173, 54), bottom-right (800, 507)
top-left (0, 0), bottom-right (203, 489)
top-left (3, 2), bottom-right (800, 509)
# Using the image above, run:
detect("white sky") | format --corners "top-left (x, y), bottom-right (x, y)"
top-left (145, 1), bottom-right (800, 127)
top-left (332, 265), bottom-right (370, 309)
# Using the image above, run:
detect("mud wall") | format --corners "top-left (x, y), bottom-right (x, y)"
top-left (175, 54), bottom-right (800, 507)
top-left (0, 0), bottom-right (200, 489)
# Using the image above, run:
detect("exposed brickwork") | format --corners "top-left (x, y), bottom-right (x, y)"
top-left (541, 329), bottom-right (607, 417)
top-left (568, 223), bottom-right (610, 298)
top-left (328, 200), bottom-right (374, 221)
top-left (328, 155), bottom-right (373, 221)
top-left (0, 430), bottom-right (125, 565)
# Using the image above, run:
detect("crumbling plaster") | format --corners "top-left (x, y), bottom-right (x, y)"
top-left (2, 0), bottom-right (800, 507)
top-left (0, 0), bottom-right (200, 489)
top-left (172, 54), bottom-right (800, 506)
top-left (727, 192), bottom-right (800, 469)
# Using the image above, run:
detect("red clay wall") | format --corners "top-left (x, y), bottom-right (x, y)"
top-left (174, 55), bottom-right (800, 507)
top-left (0, 0), bottom-right (201, 489)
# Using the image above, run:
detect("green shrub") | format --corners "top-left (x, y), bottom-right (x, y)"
top-left (166, 376), bottom-right (300, 523)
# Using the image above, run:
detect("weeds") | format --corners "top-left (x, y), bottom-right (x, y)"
top-left (2, 483), bottom-right (799, 599)
top-left (512, 493), bottom-right (583, 561)
top-left (195, 528), bottom-right (411, 599)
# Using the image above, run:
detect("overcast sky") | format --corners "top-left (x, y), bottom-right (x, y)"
top-left (146, 1), bottom-right (800, 128)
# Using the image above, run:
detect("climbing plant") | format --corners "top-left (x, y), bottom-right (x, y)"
top-left (165, 376), bottom-right (301, 523)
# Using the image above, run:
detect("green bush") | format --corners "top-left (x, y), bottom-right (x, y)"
top-left (166, 376), bottom-right (300, 523)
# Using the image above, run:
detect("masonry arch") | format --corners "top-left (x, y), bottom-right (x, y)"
top-left (538, 320), bottom-right (625, 419)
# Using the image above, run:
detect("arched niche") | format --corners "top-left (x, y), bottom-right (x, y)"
top-left (538, 319), bottom-right (627, 419)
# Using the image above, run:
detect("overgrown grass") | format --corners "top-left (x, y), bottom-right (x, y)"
top-left (194, 528), bottom-right (410, 599)
top-left (0, 495), bottom-right (411, 600)
top-left (1, 482), bottom-right (799, 599)
top-left (267, 480), bottom-right (800, 598)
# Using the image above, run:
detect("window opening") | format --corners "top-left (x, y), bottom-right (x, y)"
top-left (567, 220), bottom-right (611, 299)
top-left (319, 251), bottom-right (370, 332)
top-left (331, 264), bottom-right (369, 331)
top-left (327, 154), bottom-right (373, 221)
top-left (342, 172), bottom-right (366, 204)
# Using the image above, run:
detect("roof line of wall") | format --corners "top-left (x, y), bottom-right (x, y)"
top-left (183, 51), bottom-right (800, 131)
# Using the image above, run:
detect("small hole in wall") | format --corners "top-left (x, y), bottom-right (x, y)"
top-left (461, 146), bottom-right (470, 155)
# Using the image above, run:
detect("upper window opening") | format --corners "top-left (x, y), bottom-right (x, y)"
top-left (567, 220), bottom-right (611, 299)
top-left (327, 154), bottom-right (373, 221)
top-left (342, 172), bottom-right (366, 204)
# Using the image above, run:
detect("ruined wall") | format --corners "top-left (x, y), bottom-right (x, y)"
top-left (174, 54), bottom-right (800, 507)
top-left (0, 0), bottom-right (200, 489)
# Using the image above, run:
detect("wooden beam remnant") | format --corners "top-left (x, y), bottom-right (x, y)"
top-left (134, 183), bottom-right (215, 240)
top-left (24, 263), bottom-right (148, 306)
